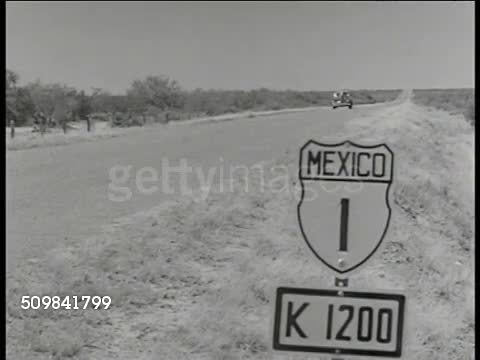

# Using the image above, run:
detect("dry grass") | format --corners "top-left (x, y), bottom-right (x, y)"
top-left (5, 122), bottom-right (134, 151)
top-left (7, 96), bottom-right (474, 359)
top-left (351, 89), bottom-right (402, 104)
top-left (345, 98), bottom-right (474, 359)
top-left (412, 88), bottom-right (475, 125)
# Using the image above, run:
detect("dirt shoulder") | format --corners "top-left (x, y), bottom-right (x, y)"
top-left (7, 97), bottom-right (474, 359)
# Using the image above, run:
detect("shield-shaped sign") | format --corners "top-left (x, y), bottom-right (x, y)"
top-left (297, 140), bottom-right (394, 274)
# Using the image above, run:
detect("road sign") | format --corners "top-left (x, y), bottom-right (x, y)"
top-left (273, 287), bottom-right (405, 357)
top-left (297, 140), bottom-right (394, 274)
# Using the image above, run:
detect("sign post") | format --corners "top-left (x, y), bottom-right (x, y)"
top-left (272, 139), bottom-right (405, 358)
top-left (333, 276), bottom-right (348, 360)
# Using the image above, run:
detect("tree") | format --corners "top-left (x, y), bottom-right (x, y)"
top-left (90, 88), bottom-right (110, 113)
top-left (88, 88), bottom-right (128, 114)
top-left (6, 70), bottom-right (36, 126)
top-left (13, 87), bottom-right (36, 125)
top-left (126, 75), bottom-right (185, 113)
top-left (27, 81), bottom-right (56, 118)
top-left (74, 90), bottom-right (92, 119)
top-left (6, 69), bottom-right (18, 91)
top-left (6, 69), bottom-right (19, 124)
top-left (73, 90), bottom-right (93, 131)
top-left (27, 81), bottom-right (77, 127)
top-left (53, 103), bottom-right (69, 133)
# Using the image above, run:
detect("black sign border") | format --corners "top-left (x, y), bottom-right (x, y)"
top-left (297, 139), bottom-right (395, 274)
top-left (273, 287), bottom-right (405, 357)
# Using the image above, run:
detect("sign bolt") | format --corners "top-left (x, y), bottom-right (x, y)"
top-left (338, 258), bottom-right (346, 268)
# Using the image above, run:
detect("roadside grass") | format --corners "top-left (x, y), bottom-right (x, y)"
top-left (7, 98), bottom-right (473, 359)
top-left (345, 99), bottom-right (474, 359)
top-left (5, 121), bottom-right (132, 151)
top-left (412, 88), bottom-right (475, 125)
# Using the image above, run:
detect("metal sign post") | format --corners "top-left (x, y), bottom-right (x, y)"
top-left (332, 277), bottom-right (348, 360)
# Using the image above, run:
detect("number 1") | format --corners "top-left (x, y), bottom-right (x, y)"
top-left (339, 198), bottom-right (349, 251)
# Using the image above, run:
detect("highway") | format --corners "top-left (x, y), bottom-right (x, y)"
top-left (6, 103), bottom-right (388, 272)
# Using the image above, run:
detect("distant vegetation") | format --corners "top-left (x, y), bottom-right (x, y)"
top-left (412, 89), bottom-right (475, 126)
top-left (6, 69), bottom-right (400, 129)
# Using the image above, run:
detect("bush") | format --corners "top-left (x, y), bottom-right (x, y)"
top-left (110, 112), bottom-right (144, 128)
top-left (130, 115), bottom-right (144, 127)
top-left (153, 113), bottom-right (168, 124)
top-left (90, 112), bottom-right (111, 122)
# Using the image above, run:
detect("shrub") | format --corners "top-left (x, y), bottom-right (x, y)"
top-left (110, 112), bottom-right (144, 128)
top-left (154, 112), bottom-right (169, 124)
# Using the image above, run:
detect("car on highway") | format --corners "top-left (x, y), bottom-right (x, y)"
top-left (332, 90), bottom-right (353, 109)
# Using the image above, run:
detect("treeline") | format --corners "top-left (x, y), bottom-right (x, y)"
top-left (6, 69), bottom-right (400, 128)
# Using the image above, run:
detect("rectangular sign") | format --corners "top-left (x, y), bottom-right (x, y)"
top-left (273, 287), bottom-right (405, 357)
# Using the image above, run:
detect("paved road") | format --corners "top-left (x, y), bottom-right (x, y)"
top-left (6, 103), bottom-right (387, 271)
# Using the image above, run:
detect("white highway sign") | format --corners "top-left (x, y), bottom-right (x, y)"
top-left (273, 287), bottom-right (405, 357)
top-left (297, 140), bottom-right (394, 274)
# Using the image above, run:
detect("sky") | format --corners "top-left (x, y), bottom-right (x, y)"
top-left (6, 1), bottom-right (475, 94)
